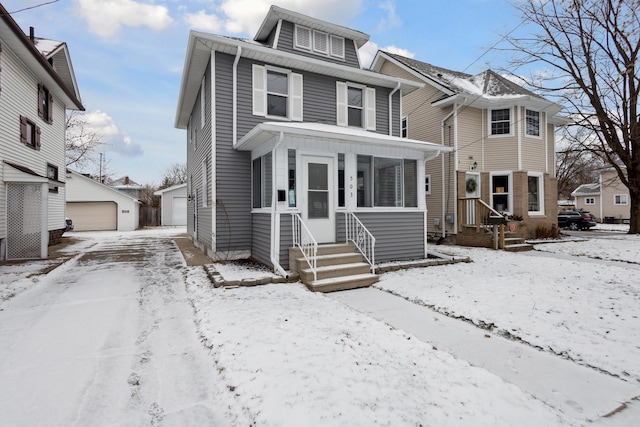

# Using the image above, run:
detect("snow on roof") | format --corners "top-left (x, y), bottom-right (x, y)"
top-left (33, 37), bottom-right (63, 56)
top-left (571, 183), bottom-right (600, 196)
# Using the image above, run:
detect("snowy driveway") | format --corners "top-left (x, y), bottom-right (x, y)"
top-left (0, 231), bottom-right (231, 426)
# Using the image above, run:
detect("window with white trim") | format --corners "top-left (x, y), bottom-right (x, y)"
top-left (585, 197), bottom-right (595, 205)
top-left (200, 76), bottom-right (205, 128)
top-left (336, 82), bottom-right (375, 130)
top-left (338, 153), bottom-right (345, 207)
top-left (490, 108), bottom-right (510, 135)
top-left (526, 109), bottom-right (540, 136)
top-left (527, 173), bottom-right (544, 213)
top-left (425, 174), bottom-right (431, 195)
top-left (201, 160), bottom-right (208, 207)
top-left (294, 25), bottom-right (345, 59)
top-left (401, 116), bottom-right (408, 138)
top-left (47, 163), bottom-right (59, 193)
top-left (614, 194), bottom-right (628, 205)
top-left (252, 65), bottom-right (303, 121)
top-left (357, 155), bottom-right (417, 208)
top-left (252, 152), bottom-right (272, 208)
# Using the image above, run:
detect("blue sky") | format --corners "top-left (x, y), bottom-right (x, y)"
top-left (11, 0), bottom-right (531, 185)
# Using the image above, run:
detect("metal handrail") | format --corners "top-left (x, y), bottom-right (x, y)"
top-left (345, 212), bottom-right (376, 274)
top-left (292, 213), bottom-right (318, 282)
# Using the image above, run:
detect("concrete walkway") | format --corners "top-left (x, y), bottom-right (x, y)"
top-left (329, 287), bottom-right (640, 424)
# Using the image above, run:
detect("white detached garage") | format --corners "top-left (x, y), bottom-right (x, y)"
top-left (66, 170), bottom-right (141, 231)
top-left (154, 183), bottom-right (187, 226)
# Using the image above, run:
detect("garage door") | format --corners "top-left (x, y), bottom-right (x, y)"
top-left (172, 197), bottom-right (187, 226)
top-left (67, 202), bottom-right (117, 231)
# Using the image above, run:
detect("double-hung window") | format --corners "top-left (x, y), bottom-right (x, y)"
top-left (47, 163), bottom-right (59, 193)
top-left (20, 115), bottom-right (40, 150)
top-left (357, 155), bottom-right (417, 208)
top-left (336, 82), bottom-right (376, 130)
top-left (526, 109), bottom-right (540, 137)
top-left (252, 64), bottom-right (303, 121)
top-left (491, 173), bottom-right (511, 213)
top-left (38, 84), bottom-right (53, 124)
top-left (527, 173), bottom-right (544, 214)
top-left (401, 116), bottom-right (408, 138)
top-left (490, 108), bottom-right (510, 135)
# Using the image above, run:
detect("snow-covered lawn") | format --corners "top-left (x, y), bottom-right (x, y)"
top-left (376, 233), bottom-right (640, 386)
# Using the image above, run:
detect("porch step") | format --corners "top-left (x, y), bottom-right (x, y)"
top-left (503, 237), bottom-right (534, 252)
top-left (300, 262), bottom-right (371, 283)
top-left (298, 252), bottom-right (364, 269)
top-left (307, 273), bottom-right (379, 293)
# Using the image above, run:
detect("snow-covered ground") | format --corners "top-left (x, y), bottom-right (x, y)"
top-left (1, 227), bottom-right (639, 426)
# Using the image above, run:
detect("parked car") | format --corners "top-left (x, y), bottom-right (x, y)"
top-left (65, 218), bottom-right (74, 232)
top-left (557, 210), bottom-right (597, 230)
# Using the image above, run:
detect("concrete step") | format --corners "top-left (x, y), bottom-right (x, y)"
top-left (504, 243), bottom-right (534, 252)
top-left (296, 252), bottom-right (364, 269)
top-left (300, 262), bottom-right (371, 283)
top-left (306, 273), bottom-right (379, 293)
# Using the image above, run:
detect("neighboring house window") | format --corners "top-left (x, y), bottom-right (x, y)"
top-left (47, 163), bottom-right (59, 193)
top-left (288, 149), bottom-right (296, 207)
top-left (527, 173), bottom-right (544, 213)
top-left (294, 25), bottom-right (345, 59)
top-left (526, 109), bottom-right (540, 137)
top-left (336, 82), bottom-right (375, 130)
top-left (200, 76), bottom-right (206, 128)
top-left (338, 153), bottom-right (345, 207)
top-left (614, 194), bottom-right (628, 205)
top-left (252, 64), bottom-right (303, 121)
top-left (252, 152), bottom-right (272, 208)
top-left (490, 108), bottom-right (510, 135)
top-left (425, 174), bottom-right (431, 195)
top-left (20, 116), bottom-right (40, 150)
top-left (38, 84), bottom-right (53, 124)
top-left (401, 116), bottom-right (408, 138)
top-left (585, 197), bottom-right (595, 205)
top-left (201, 160), bottom-right (208, 207)
top-left (357, 155), bottom-right (417, 208)
top-left (491, 173), bottom-right (511, 212)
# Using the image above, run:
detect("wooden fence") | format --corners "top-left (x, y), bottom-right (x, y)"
top-left (139, 207), bottom-right (161, 227)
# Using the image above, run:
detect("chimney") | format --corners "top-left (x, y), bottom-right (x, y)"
top-left (29, 27), bottom-right (35, 43)
top-left (124, 176), bottom-right (130, 185)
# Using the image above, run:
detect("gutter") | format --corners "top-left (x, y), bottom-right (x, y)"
top-left (388, 82), bottom-right (401, 136)
top-left (270, 132), bottom-right (288, 277)
top-left (232, 46), bottom-right (242, 145)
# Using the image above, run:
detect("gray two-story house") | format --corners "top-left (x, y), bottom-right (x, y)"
top-left (175, 6), bottom-right (449, 290)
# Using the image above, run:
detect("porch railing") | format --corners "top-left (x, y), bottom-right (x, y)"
top-left (292, 213), bottom-right (318, 282)
top-left (345, 212), bottom-right (376, 274)
top-left (457, 197), bottom-right (505, 232)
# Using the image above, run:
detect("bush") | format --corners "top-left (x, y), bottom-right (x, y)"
top-left (532, 224), bottom-right (559, 239)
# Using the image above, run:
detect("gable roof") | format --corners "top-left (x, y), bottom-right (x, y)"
top-left (154, 183), bottom-right (187, 196)
top-left (0, 4), bottom-right (83, 110)
top-left (34, 37), bottom-right (81, 101)
top-left (571, 183), bottom-right (600, 197)
top-left (371, 51), bottom-right (565, 117)
top-left (254, 5), bottom-right (369, 48)
top-left (67, 169), bottom-right (142, 203)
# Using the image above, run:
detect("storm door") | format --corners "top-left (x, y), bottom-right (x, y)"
top-left (302, 156), bottom-right (335, 243)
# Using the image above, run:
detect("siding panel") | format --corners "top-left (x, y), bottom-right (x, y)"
top-left (352, 211), bottom-right (425, 262)
top-left (251, 212), bottom-right (271, 266)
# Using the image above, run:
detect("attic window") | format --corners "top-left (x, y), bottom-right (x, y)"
top-left (294, 25), bottom-right (344, 60)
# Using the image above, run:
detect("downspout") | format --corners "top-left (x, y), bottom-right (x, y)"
top-left (270, 131), bottom-right (287, 277)
top-left (440, 106), bottom-right (456, 238)
top-left (388, 82), bottom-right (401, 136)
top-left (232, 46), bottom-right (242, 145)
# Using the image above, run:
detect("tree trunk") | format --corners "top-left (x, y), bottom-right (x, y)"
top-left (629, 172), bottom-right (640, 234)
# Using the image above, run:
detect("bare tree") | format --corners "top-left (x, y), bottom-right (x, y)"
top-left (507, 0), bottom-right (639, 233)
top-left (159, 162), bottom-right (187, 189)
top-left (65, 110), bottom-right (103, 169)
top-left (556, 127), bottom-right (606, 199)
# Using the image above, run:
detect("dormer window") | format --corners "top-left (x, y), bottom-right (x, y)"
top-left (294, 25), bottom-right (345, 59)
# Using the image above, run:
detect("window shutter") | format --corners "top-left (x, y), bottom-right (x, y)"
top-left (35, 125), bottom-right (41, 150)
top-left (295, 26), bottom-right (311, 50)
top-left (290, 73), bottom-right (303, 121)
top-left (336, 82), bottom-right (348, 127)
top-left (38, 84), bottom-right (44, 118)
top-left (20, 115), bottom-right (27, 145)
top-left (365, 87), bottom-right (376, 131)
top-left (330, 35), bottom-right (344, 58)
top-left (252, 64), bottom-right (266, 116)
top-left (48, 93), bottom-right (54, 123)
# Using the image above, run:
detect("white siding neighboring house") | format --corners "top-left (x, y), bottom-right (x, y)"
top-left (66, 170), bottom-right (140, 231)
top-left (0, 6), bottom-right (84, 260)
top-left (572, 168), bottom-right (630, 223)
top-left (154, 183), bottom-right (187, 226)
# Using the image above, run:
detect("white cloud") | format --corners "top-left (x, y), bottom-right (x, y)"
top-left (376, 1), bottom-right (401, 32)
top-left (184, 10), bottom-right (224, 32)
top-left (183, 0), bottom-right (363, 35)
top-left (82, 110), bottom-right (143, 157)
top-left (75, 0), bottom-right (173, 38)
top-left (359, 41), bottom-right (414, 69)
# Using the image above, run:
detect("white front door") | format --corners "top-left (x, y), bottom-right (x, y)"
top-left (302, 155), bottom-right (335, 243)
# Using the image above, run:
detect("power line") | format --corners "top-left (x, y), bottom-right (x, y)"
top-left (8, 0), bottom-right (60, 14)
